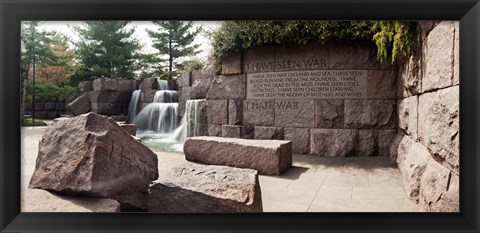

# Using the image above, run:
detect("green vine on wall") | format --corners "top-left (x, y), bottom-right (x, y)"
top-left (210, 21), bottom-right (416, 67)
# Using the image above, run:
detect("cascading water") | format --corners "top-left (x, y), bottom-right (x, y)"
top-left (127, 78), bottom-right (206, 153)
top-left (170, 99), bottom-right (205, 144)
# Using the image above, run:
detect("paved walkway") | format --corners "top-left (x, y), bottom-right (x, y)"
top-left (21, 126), bottom-right (420, 212)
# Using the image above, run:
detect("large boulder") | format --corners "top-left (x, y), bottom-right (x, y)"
top-left (184, 136), bottom-right (292, 175)
top-left (419, 159), bottom-right (459, 212)
top-left (29, 112), bottom-right (159, 210)
top-left (21, 188), bottom-right (121, 212)
top-left (66, 93), bottom-right (90, 116)
top-left (148, 163), bottom-right (262, 212)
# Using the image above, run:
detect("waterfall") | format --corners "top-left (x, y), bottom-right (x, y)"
top-left (171, 99), bottom-right (204, 144)
top-left (157, 79), bottom-right (169, 90)
top-left (127, 90), bottom-right (141, 123)
top-left (153, 90), bottom-right (178, 103)
top-left (133, 103), bottom-right (179, 134)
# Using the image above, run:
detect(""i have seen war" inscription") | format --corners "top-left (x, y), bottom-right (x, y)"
top-left (246, 70), bottom-right (367, 99)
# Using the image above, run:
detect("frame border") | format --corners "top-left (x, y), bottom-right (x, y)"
top-left (1, 0), bottom-right (479, 232)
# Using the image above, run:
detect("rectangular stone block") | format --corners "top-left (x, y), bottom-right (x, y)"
top-left (254, 126), bottom-right (283, 140)
top-left (228, 99), bottom-right (243, 125)
top-left (66, 93), bottom-right (90, 116)
top-left (46, 111), bottom-right (60, 119)
top-left (419, 159), bottom-right (459, 212)
top-left (207, 100), bottom-right (228, 125)
top-left (221, 53), bottom-right (242, 75)
top-left (148, 164), bottom-right (262, 212)
top-left (243, 46), bottom-right (275, 73)
top-left (310, 129), bottom-right (358, 157)
top-left (398, 96), bottom-right (418, 140)
top-left (367, 70), bottom-right (397, 99)
top-left (284, 128), bottom-right (310, 154)
top-left (140, 78), bottom-right (159, 91)
top-left (117, 91), bottom-right (133, 103)
top-left (178, 72), bottom-right (192, 87)
top-left (179, 87), bottom-right (191, 117)
top-left (88, 91), bottom-right (119, 103)
top-left (314, 99), bottom-right (344, 128)
top-left (242, 100), bottom-right (275, 126)
top-left (394, 134), bottom-right (431, 201)
top-left (78, 81), bottom-right (93, 92)
top-left (329, 41), bottom-right (379, 69)
top-left (184, 136), bottom-right (292, 175)
top-left (208, 123), bottom-right (222, 137)
top-left (418, 86), bottom-right (459, 175)
top-left (206, 74), bottom-right (245, 100)
top-left (274, 100), bottom-right (314, 128)
top-left (117, 80), bottom-right (135, 92)
top-left (422, 21), bottom-right (455, 92)
top-left (344, 99), bottom-right (396, 129)
top-left (93, 78), bottom-right (118, 91)
top-left (222, 125), bottom-right (253, 139)
top-left (274, 43), bottom-right (329, 71)
top-left (140, 90), bottom-right (156, 103)
top-left (358, 129), bottom-right (397, 157)
top-left (91, 102), bottom-right (121, 116)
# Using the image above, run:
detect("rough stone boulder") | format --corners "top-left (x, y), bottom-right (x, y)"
top-left (148, 163), bottom-right (262, 212)
top-left (29, 112), bottom-right (159, 210)
top-left (184, 136), bottom-right (292, 175)
top-left (118, 123), bottom-right (137, 136)
top-left (66, 93), bottom-right (90, 116)
top-left (21, 188), bottom-right (121, 212)
top-left (419, 159), bottom-right (459, 212)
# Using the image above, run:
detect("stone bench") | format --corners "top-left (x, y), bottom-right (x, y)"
top-left (148, 163), bottom-right (262, 212)
top-left (183, 136), bottom-right (292, 175)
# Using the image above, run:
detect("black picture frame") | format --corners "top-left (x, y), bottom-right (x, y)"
top-left (1, 0), bottom-right (479, 232)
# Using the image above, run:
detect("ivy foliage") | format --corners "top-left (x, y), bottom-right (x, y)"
top-left (210, 21), bottom-right (416, 66)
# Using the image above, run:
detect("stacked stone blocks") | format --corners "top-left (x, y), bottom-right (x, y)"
top-left (394, 21), bottom-right (459, 212)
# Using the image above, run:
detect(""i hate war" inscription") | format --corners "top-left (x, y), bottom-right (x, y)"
top-left (246, 70), bottom-right (367, 99)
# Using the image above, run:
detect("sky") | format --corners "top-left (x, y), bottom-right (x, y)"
top-left (37, 21), bottom-right (221, 61)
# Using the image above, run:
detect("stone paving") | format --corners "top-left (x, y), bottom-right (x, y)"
top-left (21, 126), bottom-right (420, 212)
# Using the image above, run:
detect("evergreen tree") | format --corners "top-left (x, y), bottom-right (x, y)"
top-left (71, 21), bottom-right (140, 83)
top-left (20, 21), bottom-right (57, 121)
top-left (147, 21), bottom-right (202, 79)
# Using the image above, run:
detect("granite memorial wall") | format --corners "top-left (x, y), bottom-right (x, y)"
top-left (179, 40), bottom-right (398, 156)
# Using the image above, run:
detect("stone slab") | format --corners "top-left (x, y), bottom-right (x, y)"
top-left (422, 21), bottom-right (455, 92)
top-left (284, 128), bottom-right (310, 154)
top-left (243, 46), bottom-right (275, 73)
top-left (246, 70), bottom-right (367, 99)
top-left (207, 100), bottom-right (228, 125)
top-left (178, 72), bottom-right (192, 87)
top-left (395, 135), bottom-right (431, 201)
top-left (28, 113), bottom-right (159, 210)
top-left (314, 99), bottom-right (344, 128)
top-left (148, 164), bottom-right (262, 212)
top-left (66, 93), bottom-right (90, 116)
top-left (78, 81), bottom-right (93, 92)
top-left (329, 41), bottom-right (380, 70)
top-left (206, 74), bottom-right (246, 100)
top-left (418, 86), bottom-right (459, 175)
top-left (91, 102), bottom-right (122, 116)
top-left (184, 136), bottom-right (292, 175)
top-left (242, 100), bottom-right (275, 126)
top-left (222, 125), bottom-right (254, 139)
top-left (344, 99), bottom-right (396, 129)
top-left (274, 43), bottom-right (329, 72)
top-left (228, 99), bottom-right (243, 125)
top-left (367, 70), bottom-right (397, 98)
top-left (310, 129), bottom-right (358, 157)
top-left (419, 159), bottom-right (459, 212)
top-left (398, 96), bottom-right (418, 140)
top-left (254, 126), bottom-right (283, 140)
top-left (274, 100), bottom-right (314, 128)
